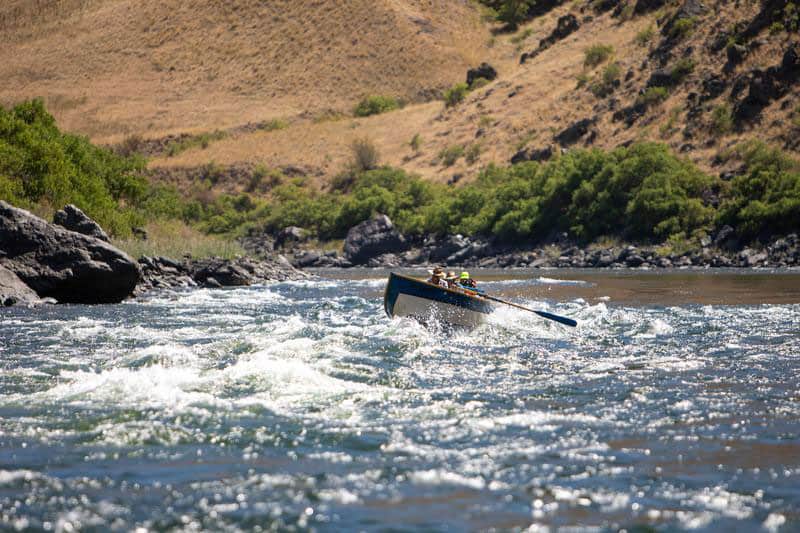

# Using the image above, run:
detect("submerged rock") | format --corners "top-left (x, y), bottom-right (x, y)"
top-left (0, 201), bottom-right (139, 304)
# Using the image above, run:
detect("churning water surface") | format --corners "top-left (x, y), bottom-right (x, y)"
top-left (1, 270), bottom-right (799, 531)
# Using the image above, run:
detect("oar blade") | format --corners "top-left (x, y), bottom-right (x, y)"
top-left (533, 310), bottom-right (578, 328)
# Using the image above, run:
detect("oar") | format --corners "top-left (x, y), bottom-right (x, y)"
top-left (483, 294), bottom-right (578, 327)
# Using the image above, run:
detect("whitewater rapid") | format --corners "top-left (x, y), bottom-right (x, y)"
top-left (1, 274), bottom-right (798, 530)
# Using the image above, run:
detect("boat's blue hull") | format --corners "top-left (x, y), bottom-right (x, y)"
top-left (383, 273), bottom-right (494, 328)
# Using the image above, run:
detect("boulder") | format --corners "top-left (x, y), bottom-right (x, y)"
top-left (510, 145), bottom-right (553, 164)
top-left (428, 234), bottom-right (470, 263)
top-left (466, 63), bottom-right (497, 86)
top-left (734, 44), bottom-right (800, 125)
top-left (646, 70), bottom-right (675, 88)
top-left (52, 204), bottom-right (110, 242)
top-left (634, 0), bottom-right (667, 14)
top-left (539, 14), bottom-right (580, 50)
top-left (275, 226), bottom-right (308, 249)
top-left (0, 265), bottom-right (41, 306)
top-left (700, 75), bottom-right (727, 101)
top-left (343, 215), bottom-right (407, 265)
top-left (0, 201), bottom-right (140, 304)
top-left (293, 250), bottom-right (322, 268)
top-left (554, 118), bottom-right (596, 146)
top-left (192, 260), bottom-right (253, 286)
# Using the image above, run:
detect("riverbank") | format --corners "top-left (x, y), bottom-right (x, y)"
top-left (282, 231), bottom-right (800, 271)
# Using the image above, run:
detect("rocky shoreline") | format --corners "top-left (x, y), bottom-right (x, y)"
top-left (0, 202), bottom-right (308, 307)
top-left (253, 215), bottom-right (800, 271)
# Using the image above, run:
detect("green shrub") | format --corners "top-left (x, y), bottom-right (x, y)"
top-left (0, 99), bottom-right (147, 236)
top-left (439, 145), bottom-right (465, 166)
top-left (496, 0), bottom-right (535, 28)
top-left (769, 21), bottom-right (786, 34)
top-left (259, 118), bottom-right (289, 131)
top-left (635, 25), bottom-right (655, 46)
top-left (637, 86), bottom-right (670, 107)
top-left (351, 138), bottom-right (380, 172)
top-left (166, 130), bottom-right (226, 157)
top-left (711, 104), bottom-right (734, 136)
top-left (410, 133), bottom-right (423, 153)
top-left (444, 83), bottom-right (469, 107)
top-left (670, 57), bottom-right (696, 83)
top-left (576, 72), bottom-right (590, 89)
top-left (584, 44), bottom-right (614, 67)
top-left (466, 143), bottom-right (482, 165)
top-left (354, 95), bottom-right (401, 117)
top-left (669, 17), bottom-right (696, 40)
top-left (718, 141), bottom-right (800, 239)
top-left (590, 62), bottom-right (621, 97)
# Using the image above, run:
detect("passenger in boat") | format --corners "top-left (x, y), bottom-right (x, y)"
top-left (459, 271), bottom-right (477, 289)
top-left (427, 267), bottom-right (449, 288)
top-left (445, 271), bottom-right (460, 289)
top-left (459, 271), bottom-right (485, 294)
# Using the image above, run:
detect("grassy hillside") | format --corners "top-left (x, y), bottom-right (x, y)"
top-left (1, 1), bottom-right (798, 255)
top-left (0, 0), bottom-right (495, 142)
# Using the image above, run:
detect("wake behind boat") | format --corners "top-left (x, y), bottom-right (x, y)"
top-left (383, 272), bottom-right (495, 329)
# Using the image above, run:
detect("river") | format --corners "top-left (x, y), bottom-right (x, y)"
top-left (1, 269), bottom-right (799, 531)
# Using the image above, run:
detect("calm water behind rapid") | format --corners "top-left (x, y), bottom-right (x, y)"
top-left (1, 270), bottom-right (799, 531)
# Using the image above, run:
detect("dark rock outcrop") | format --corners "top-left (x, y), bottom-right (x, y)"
top-left (734, 44), bottom-right (800, 125)
top-left (0, 201), bottom-right (140, 304)
top-left (592, 0), bottom-right (621, 13)
top-left (0, 265), bottom-right (40, 307)
top-left (511, 145), bottom-right (554, 164)
top-left (343, 215), bottom-right (407, 265)
top-left (554, 118), bottom-right (596, 146)
top-left (539, 14), bottom-right (580, 50)
top-left (634, 0), bottom-right (667, 15)
top-left (52, 204), bottom-right (110, 242)
top-left (466, 63), bottom-right (497, 86)
top-left (521, 14), bottom-right (579, 64)
top-left (700, 74), bottom-right (727, 101)
top-left (741, 0), bottom-right (791, 40)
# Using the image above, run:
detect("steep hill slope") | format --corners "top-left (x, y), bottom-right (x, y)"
top-left (2, 0), bottom-right (798, 193)
top-left (0, 0), bottom-right (494, 140)
top-left (145, 0), bottom-right (800, 191)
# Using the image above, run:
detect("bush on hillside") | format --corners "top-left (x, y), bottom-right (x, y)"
top-left (584, 44), bottom-right (614, 68)
top-left (354, 95), bottom-right (401, 117)
top-left (351, 138), bottom-right (380, 173)
top-left (444, 83), bottom-right (469, 107)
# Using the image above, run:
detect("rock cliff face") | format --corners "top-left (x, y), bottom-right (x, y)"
top-left (0, 201), bottom-right (140, 304)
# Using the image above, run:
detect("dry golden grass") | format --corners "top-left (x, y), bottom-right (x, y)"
top-left (1, 0), bottom-right (497, 142)
top-left (3, 0), bottom-right (796, 192)
top-left (113, 220), bottom-right (244, 260)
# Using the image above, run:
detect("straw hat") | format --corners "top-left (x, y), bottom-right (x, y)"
top-left (445, 271), bottom-right (457, 280)
top-left (429, 266), bottom-right (445, 276)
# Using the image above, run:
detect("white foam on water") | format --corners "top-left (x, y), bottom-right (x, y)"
top-left (408, 469), bottom-right (486, 490)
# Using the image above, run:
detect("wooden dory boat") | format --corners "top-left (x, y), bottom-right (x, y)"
top-left (383, 272), bottom-right (495, 329)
